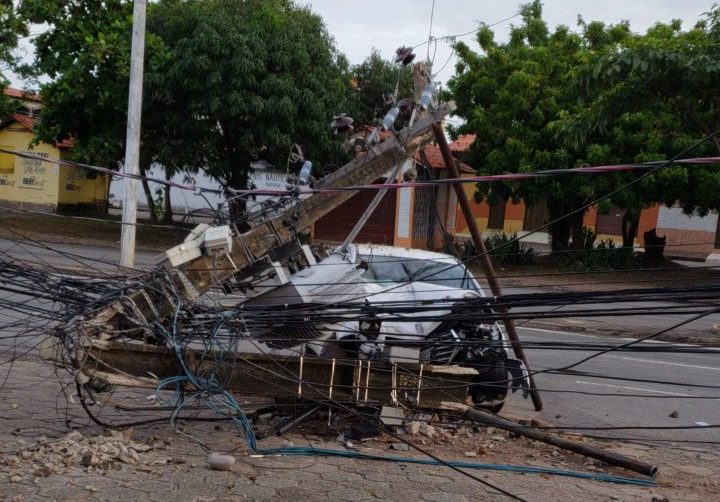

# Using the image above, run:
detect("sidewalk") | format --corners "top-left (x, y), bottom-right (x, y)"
top-left (1, 356), bottom-right (718, 502)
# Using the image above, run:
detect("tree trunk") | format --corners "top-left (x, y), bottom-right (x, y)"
top-left (621, 210), bottom-right (639, 249)
top-left (569, 213), bottom-right (585, 251)
top-left (548, 202), bottom-right (571, 254)
top-left (104, 173), bottom-right (113, 214)
top-left (227, 168), bottom-right (251, 232)
top-left (162, 169), bottom-right (173, 224)
top-left (138, 163), bottom-right (158, 225)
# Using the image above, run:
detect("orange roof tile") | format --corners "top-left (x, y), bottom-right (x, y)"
top-left (11, 113), bottom-right (35, 130)
top-left (3, 87), bottom-right (40, 102)
top-left (414, 144), bottom-right (475, 173)
top-left (5, 113), bottom-right (75, 149)
top-left (355, 125), bottom-right (393, 141)
top-left (449, 133), bottom-right (476, 153)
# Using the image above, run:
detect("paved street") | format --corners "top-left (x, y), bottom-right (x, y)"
top-left (510, 327), bottom-right (720, 445)
top-left (1, 238), bottom-right (718, 445)
top-left (479, 281), bottom-right (720, 342)
top-left (0, 330), bottom-right (718, 501)
top-left (0, 237), bottom-right (159, 272)
top-left (1, 239), bottom-right (719, 500)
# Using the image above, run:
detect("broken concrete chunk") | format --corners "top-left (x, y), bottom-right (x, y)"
top-left (380, 406), bottom-right (405, 426)
top-left (390, 443), bottom-right (410, 452)
top-left (419, 424), bottom-right (435, 438)
top-left (463, 451), bottom-right (478, 458)
top-left (117, 453), bottom-right (137, 465)
top-left (64, 431), bottom-right (83, 442)
top-left (207, 453), bottom-right (235, 471)
top-left (80, 451), bottom-right (99, 467)
top-left (404, 421), bottom-right (421, 436)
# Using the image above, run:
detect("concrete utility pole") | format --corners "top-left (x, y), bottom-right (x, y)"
top-left (119, 0), bottom-right (148, 268)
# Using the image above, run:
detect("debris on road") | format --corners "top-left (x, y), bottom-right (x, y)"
top-left (206, 452), bottom-right (235, 471)
top-left (0, 430), bottom-right (159, 476)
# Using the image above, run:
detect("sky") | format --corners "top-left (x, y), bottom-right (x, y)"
top-left (9, 1), bottom-right (713, 90)
top-left (306, 0), bottom-right (714, 87)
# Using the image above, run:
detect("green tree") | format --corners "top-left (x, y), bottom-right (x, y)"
top-left (17, 0), bottom-right (173, 221)
top-left (0, 1), bottom-right (29, 118)
top-left (18, 0), bottom-right (352, 223)
top-left (146, 0), bottom-right (352, 221)
top-left (347, 49), bottom-right (413, 127)
top-left (449, 1), bottom-right (630, 251)
top-left (561, 11), bottom-right (720, 245)
top-left (449, 1), bottom-right (720, 253)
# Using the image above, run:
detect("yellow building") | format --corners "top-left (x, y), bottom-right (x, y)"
top-left (0, 88), bottom-right (109, 213)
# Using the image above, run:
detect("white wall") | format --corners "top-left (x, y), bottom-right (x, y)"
top-left (109, 164), bottom-right (288, 215)
top-left (657, 206), bottom-right (718, 232)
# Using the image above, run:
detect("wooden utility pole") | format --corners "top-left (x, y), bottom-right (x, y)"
top-left (120, 0), bottom-right (148, 268)
top-left (431, 122), bottom-right (544, 411)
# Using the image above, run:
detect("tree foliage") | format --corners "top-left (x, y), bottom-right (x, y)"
top-left (563, 10), bottom-right (720, 220)
top-left (449, 1), bottom-right (720, 251)
top-left (0, 1), bottom-right (29, 118)
top-left (449, 2), bottom-right (613, 251)
top-left (146, 0), bottom-right (352, 193)
top-left (18, 0), bottom-right (148, 167)
top-left (346, 49), bottom-right (413, 127)
top-left (18, 0), bottom-right (352, 222)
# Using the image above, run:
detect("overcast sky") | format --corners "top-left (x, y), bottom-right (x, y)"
top-left (307, 0), bottom-right (714, 86)
top-left (8, 1), bottom-right (713, 90)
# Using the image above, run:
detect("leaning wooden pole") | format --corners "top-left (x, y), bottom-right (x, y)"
top-left (431, 122), bottom-right (543, 411)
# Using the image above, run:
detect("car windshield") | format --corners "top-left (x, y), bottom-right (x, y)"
top-left (360, 255), bottom-right (476, 290)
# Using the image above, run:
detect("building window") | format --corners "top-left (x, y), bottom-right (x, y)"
top-left (0, 146), bottom-right (15, 174)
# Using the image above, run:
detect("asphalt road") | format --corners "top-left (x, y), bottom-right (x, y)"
top-left (482, 282), bottom-right (720, 341)
top-left (508, 326), bottom-right (720, 446)
top-left (1, 238), bottom-right (718, 447)
top-left (0, 236), bottom-right (159, 271)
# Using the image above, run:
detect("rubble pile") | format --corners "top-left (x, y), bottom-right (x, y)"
top-left (0, 430), bottom-right (171, 482)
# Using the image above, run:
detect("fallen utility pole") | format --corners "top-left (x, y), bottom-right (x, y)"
top-left (81, 342), bottom-right (480, 412)
top-left (432, 122), bottom-right (543, 412)
top-left (339, 162), bottom-right (403, 252)
top-left (79, 103), bottom-right (455, 341)
top-left (454, 404), bottom-right (658, 478)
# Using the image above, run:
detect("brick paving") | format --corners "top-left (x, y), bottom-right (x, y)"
top-left (1, 357), bottom-right (718, 501)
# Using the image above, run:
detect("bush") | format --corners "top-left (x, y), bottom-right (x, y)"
top-left (460, 232), bottom-right (536, 266)
top-left (561, 226), bottom-right (633, 270)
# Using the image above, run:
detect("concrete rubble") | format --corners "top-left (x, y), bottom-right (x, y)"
top-left (0, 429), bottom-right (184, 482)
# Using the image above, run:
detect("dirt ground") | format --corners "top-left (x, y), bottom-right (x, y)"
top-left (0, 356), bottom-right (718, 502)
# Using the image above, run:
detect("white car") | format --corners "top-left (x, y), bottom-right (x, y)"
top-left (242, 244), bottom-right (529, 409)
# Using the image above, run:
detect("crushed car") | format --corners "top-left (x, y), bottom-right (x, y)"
top-left (238, 243), bottom-right (530, 410)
